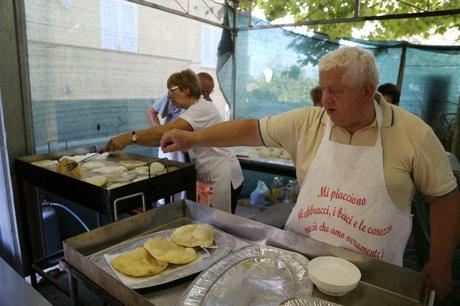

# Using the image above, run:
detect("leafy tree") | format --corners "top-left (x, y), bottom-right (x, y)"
top-left (232, 0), bottom-right (460, 41)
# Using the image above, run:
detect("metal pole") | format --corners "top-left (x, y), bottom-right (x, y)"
top-left (397, 44), bottom-right (407, 89)
top-left (231, 1), bottom-right (239, 119)
top-left (125, 0), bottom-right (230, 30)
top-left (354, 0), bottom-right (361, 18)
top-left (238, 8), bottom-right (460, 31)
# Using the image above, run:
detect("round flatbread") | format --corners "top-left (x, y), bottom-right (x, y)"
top-left (81, 161), bottom-right (106, 170)
top-left (171, 224), bottom-right (215, 248)
top-left (135, 162), bottom-right (166, 176)
top-left (57, 158), bottom-right (82, 179)
top-left (31, 159), bottom-right (58, 168)
top-left (150, 162), bottom-right (166, 174)
top-left (107, 182), bottom-right (127, 189)
top-left (93, 165), bottom-right (127, 175)
top-left (119, 160), bottom-right (147, 170)
top-left (111, 247), bottom-right (168, 278)
top-left (144, 237), bottom-right (197, 265)
top-left (83, 175), bottom-right (107, 187)
top-left (132, 176), bottom-right (149, 182)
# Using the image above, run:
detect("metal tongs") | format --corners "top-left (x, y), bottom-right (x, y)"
top-left (65, 152), bottom-right (100, 170)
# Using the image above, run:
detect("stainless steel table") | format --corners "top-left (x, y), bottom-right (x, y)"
top-left (0, 257), bottom-right (52, 306)
top-left (14, 148), bottom-right (196, 289)
top-left (64, 200), bottom-right (430, 306)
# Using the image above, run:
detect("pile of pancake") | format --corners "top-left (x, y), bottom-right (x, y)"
top-left (111, 224), bottom-right (215, 278)
top-left (32, 154), bottom-right (169, 188)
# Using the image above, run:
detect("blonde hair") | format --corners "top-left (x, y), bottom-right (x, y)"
top-left (167, 69), bottom-right (201, 99)
top-left (319, 47), bottom-right (379, 89)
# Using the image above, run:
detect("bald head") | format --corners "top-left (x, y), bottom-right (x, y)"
top-left (197, 72), bottom-right (215, 102)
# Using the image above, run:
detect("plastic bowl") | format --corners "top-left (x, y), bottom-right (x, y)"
top-left (308, 256), bottom-right (361, 296)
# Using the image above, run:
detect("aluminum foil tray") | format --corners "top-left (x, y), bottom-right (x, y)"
top-left (179, 245), bottom-right (313, 306)
top-left (280, 297), bottom-right (343, 306)
top-left (88, 225), bottom-right (236, 289)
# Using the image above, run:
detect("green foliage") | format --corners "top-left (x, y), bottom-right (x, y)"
top-left (235, 0), bottom-right (460, 41)
top-left (249, 66), bottom-right (317, 104)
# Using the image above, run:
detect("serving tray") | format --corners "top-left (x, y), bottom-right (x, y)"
top-left (179, 245), bottom-right (313, 306)
top-left (88, 225), bottom-right (236, 289)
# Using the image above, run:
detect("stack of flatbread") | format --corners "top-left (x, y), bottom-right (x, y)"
top-left (111, 224), bottom-right (215, 278)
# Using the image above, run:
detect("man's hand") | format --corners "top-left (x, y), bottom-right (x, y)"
top-left (422, 261), bottom-right (453, 299)
top-left (160, 129), bottom-right (193, 153)
top-left (101, 134), bottom-right (131, 152)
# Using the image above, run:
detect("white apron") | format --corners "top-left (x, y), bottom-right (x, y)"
top-left (193, 155), bottom-right (232, 213)
top-left (285, 101), bottom-right (412, 265)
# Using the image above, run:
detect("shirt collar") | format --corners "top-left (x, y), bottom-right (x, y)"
top-left (320, 92), bottom-right (394, 128)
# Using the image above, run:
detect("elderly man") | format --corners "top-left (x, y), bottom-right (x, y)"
top-left (160, 47), bottom-right (460, 298)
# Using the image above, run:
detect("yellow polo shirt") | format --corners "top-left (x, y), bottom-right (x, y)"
top-left (259, 93), bottom-right (457, 213)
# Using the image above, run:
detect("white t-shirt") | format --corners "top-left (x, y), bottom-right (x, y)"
top-left (180, 98), bottom-right (244, 188)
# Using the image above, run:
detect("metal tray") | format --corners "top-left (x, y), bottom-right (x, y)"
top-left (279, 297), bottom-right (343, 306)
top-left (88, 225), bottom-right (236, 289)
top-left (179, 245), bottom-right (313, 306)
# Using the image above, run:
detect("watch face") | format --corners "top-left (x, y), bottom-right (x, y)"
top-left (132, 132), bottom-right (137, 142)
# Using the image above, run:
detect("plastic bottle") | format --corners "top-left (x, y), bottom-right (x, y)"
top-left (288, 180), bottom-right (300, 203)
top-left (271, 176), bottom-right (284, 201)
top-left (283, 182), bottom-right (292, 204)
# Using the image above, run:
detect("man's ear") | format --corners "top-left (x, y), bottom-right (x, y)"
top-left (363, 83), bottom-right (376, 100)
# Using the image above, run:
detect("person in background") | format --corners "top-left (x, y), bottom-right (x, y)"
top-left (160, 47), bottom-right (460, 299)
top-left (378, 83), bottom-right (401, 105)
top-left (310, 86), bottom-right (323, 107)
top-left (197, 72), bottom-right (215, 102)
top-left (147, 72), bottom-right (216, 161)
top-left (105, 69), bottom-right (243, 214)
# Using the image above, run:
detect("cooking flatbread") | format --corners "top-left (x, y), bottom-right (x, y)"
top-left (81, 161), bottom-right (106, 170)
top-left (107, 182), bottom-right (127, 189)
top-left (59, 153), bottom-right (95, 163)
top-left (119, 160), bottom-right (147, 170)
top-left (171, 224), bottom-right (215, 248)
top-left (57, 158), bottom-right (82, 179)
top-left (135, 162), bottom-right (166, 176)
top-left (134, 162), bottom-right (166, 176)
top-left (31, 159), bottom-right (58, 168)
top-left (93, 165), bottom-right (127, 175)
top-left (150, 162), bottom-right (166, 173)
top-left (132, 176), bottom-right (149, 182)
top-left (83, 175), bottom-right (107, 186)
top-left (111, 247), bottom-right (168, 278)
top-left (144, 237), bottom-right (197, 265)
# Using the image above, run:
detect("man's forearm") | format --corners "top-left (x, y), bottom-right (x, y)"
top-left (190, 119), bottom-right (263, 147)
top-left (428, 192), bottom-right (460, 269)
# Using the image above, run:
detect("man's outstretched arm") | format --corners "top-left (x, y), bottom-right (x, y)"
top-left (160, 119), bottom-right (263, 152)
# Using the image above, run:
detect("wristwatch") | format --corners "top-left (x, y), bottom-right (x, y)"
top-left (131, 131), bottom-right (137, 143)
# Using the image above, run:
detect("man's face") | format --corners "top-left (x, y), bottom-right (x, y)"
top-left (201, 79), bottom-right (214, 102)
top-left (319, 67), bottom-right (373, 133)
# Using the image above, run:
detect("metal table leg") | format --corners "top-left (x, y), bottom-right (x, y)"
top-left (69, 272), bottom-right (79, 306)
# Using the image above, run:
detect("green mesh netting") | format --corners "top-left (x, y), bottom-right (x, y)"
top-left (217, 10), bottom-right (460, 150)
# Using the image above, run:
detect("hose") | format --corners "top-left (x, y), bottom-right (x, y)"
top-left (42, 200), bottom-right (90, 232)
